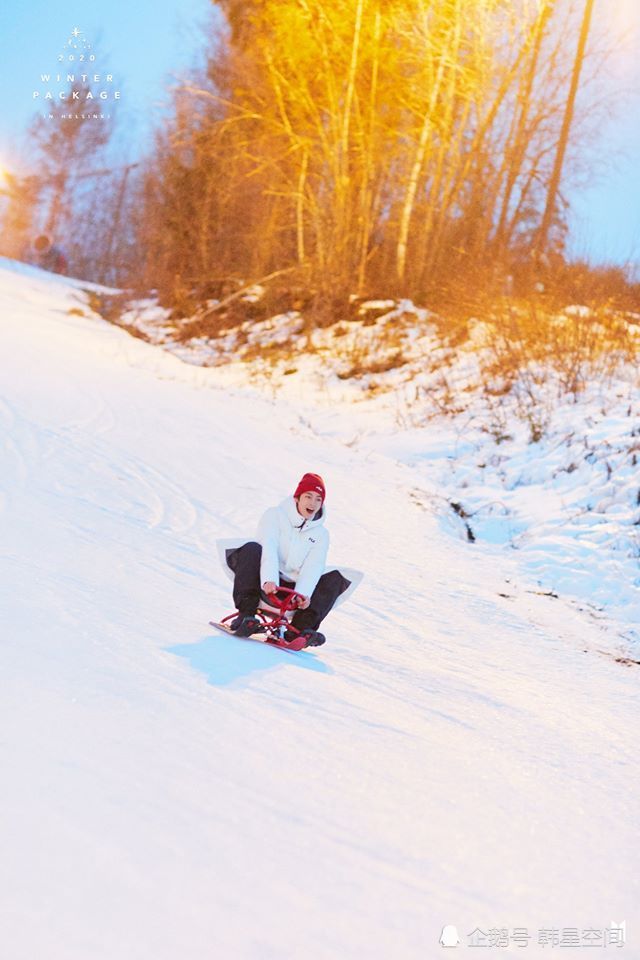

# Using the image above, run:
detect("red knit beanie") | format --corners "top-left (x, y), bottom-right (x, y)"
top-left (294, 472), bottom-right (326, 502)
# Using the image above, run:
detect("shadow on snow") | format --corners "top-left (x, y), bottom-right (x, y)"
top-left (167, 631), bottom-right (334, 687)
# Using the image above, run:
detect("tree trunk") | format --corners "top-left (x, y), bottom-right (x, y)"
top-left (536, 0), bottom-right (595, 256)
top-left (493, 0), bottom-right (555, 258)
top-left (395, 5), bottom-right (453, 285)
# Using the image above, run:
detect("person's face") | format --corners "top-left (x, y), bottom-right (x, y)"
top-left (296, 491), bottom-right (323, 518)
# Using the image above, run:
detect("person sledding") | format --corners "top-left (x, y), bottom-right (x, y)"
top-left (217, 473), bottom-right (362, 649)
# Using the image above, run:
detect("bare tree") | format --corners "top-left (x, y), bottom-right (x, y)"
top-left (536, 0), bottom-right (596, 256)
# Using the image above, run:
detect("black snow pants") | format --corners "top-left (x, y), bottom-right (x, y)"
top-left (226, 541), bottom-right (350, 632)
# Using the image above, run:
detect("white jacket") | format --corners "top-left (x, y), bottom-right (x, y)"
top-left (258, 497), bottom-right (329, 598)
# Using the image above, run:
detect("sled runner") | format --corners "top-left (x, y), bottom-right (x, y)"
top-left (210, 586), bottom-right (316, 652)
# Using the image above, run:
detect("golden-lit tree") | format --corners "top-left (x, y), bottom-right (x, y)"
top-left (238, 0), bottom-right (394, 295)
top-left (133, 0), bottom-right (601, 311)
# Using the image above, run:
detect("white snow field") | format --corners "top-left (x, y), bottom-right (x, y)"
top-left (0, 257), bottom-right (638, 959)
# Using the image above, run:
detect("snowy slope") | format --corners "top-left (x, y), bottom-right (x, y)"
top-left (1, 258), bottom-right (638, 959)
top-left (122, 294), bottom-right (640, 656)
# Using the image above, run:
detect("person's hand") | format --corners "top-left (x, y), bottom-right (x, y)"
top-left (294, 594), bottom-right (310, 609)
top-left (263, 581), bottom-right (278, 594)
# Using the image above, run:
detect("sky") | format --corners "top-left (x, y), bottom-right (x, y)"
top-left (0, 0), bottom-right (638, 271)
top-left (0, 0), bottom-right (214, 165)
top-left (568, 0), bottom-right (640, 269)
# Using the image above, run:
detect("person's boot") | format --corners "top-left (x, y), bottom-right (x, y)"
top-left (285, 627), bottom-right (326, 647)
top-left (230, 614), bottom-right (261, 637)
top-left (301, 629), bottom-right (326, 648)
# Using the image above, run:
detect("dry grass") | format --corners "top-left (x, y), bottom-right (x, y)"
top-left (481, 301), bottom-right (638, 397)
top-left (337, 350), bottom-right (409, 379)
top-left (472, 300), bottom-right (640, 441)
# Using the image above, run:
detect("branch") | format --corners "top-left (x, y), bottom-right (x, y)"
top-left (197, 266), bottom-right (299, 320)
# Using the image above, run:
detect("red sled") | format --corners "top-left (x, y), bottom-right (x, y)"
top-left (209, 586), bottom-right (312, 652)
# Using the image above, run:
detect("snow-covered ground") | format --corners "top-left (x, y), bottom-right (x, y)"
top-left (1, 257), bottom-right (638, 959)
